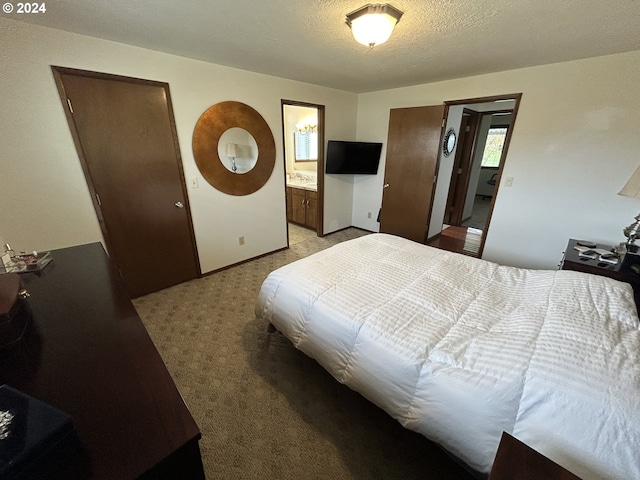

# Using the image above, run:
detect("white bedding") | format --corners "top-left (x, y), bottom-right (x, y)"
top-left (255, 233), bottom-right (640, 479)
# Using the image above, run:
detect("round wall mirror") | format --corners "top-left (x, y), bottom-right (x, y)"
top-left (443, 128), bottom-right (456, 157)
top-left (217, 127), bottom-right (258, 174)
top-left (193, 101), bottom-right (275, 196)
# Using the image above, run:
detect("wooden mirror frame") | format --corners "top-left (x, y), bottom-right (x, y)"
top-left (193, 101), bottom-right (276, 196)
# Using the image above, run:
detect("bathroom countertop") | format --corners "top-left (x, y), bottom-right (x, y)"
top-left (286, 179), bottom-right (317, 191)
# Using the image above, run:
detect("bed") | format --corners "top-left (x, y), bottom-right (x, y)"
top-left (255, 233), bottom-right (640, 479)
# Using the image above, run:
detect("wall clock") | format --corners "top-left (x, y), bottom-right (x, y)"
top-left (443, 128), bottom-right (456, 157)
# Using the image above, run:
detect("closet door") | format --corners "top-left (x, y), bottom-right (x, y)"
top-left (53, 67), bottom-right (200, 298)
top-left (379, 105), bottom-right (445, 243)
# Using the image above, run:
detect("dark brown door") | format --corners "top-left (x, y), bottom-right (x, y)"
top-left (379, 105), bottom-right (445, 243)
top-left (52, 67), bottom-right (199, 298)
top-left (444, 111), bottom-right (479, 225)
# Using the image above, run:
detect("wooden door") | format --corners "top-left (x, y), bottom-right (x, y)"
top-left (444, 111), bottom-right (479, 225)
top-left (379, 105), bottom-right (445, 243)
top-left (52, 67), bottom-right (199, 298)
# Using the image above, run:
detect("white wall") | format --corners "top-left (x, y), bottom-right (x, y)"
top-left (0, 18), bottom-right (358, 273)
top-left (355, 50), bottom-right (640, 269)
top-left (5, 18), bottom-right (639, 272)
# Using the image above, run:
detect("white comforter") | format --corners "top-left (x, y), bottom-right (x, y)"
top-left (255, 234), bottom-right (640, 479)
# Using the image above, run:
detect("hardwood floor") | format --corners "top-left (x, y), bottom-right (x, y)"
top-left (427, 225), bottom-right (481, 257)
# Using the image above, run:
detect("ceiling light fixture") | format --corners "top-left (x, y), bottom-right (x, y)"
top-left (346, 3), bottom-right (403, 48)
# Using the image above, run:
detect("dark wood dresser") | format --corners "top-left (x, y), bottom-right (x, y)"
top-left (489, 432), bottom-right (581, 479)
top-left (0, 243), bottom-right (204, 479)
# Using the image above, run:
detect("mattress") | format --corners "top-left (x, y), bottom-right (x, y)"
top-left (255, 233), bottom-right (640, 479)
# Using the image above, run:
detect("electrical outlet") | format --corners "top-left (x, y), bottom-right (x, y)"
top-left (190, 177), bottom-right (199, 188)
top-left (239, 236), bottom-right (245, 246)
top-left (367, 212), bottom-right (372, 219)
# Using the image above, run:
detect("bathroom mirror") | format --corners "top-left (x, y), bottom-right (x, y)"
top-left (193, 101), bottom-right (275, 196)
top-left (294, 131), bottom-right (318, 162)
top-left (218, 128), bottom-right (258, 173)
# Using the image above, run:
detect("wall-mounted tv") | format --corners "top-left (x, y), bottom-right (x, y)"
top-left (325, 140), bottom-right (382, 175)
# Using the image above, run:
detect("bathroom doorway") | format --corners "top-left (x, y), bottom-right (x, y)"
top-left (281, 101), bottom-right (325, 243)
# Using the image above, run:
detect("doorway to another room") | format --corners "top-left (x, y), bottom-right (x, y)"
top-left (427, 94), bottom-right (520, 257)
top-left (281, 101), bottom-right (325, 244)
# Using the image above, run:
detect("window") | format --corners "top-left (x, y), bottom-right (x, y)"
top-left (480, 127), bottom-right (508, 167)
top-left (294, 132), bottom-right (318, 161)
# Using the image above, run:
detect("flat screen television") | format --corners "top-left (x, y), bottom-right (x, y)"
top-left (325, 140), bottom-right (382, 175)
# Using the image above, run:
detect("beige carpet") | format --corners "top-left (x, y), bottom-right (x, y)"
top-left (133, 227), bottom-right (475, 480)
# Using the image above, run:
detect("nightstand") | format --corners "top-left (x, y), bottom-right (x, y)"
top-left (561, 239), bottom-right (640, 306)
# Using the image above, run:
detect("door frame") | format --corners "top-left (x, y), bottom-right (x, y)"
top-left (281, 100), bottom-right (325, 239)
top-left (442, 93), bottom-right (522, 256)
top-left (51, 66), bottom-right (200, 282)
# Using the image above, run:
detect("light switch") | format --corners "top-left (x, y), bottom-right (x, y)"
top-left (505, 177), bottom-right (514, 187)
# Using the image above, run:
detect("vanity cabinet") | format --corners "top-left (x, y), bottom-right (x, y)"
top-left (287, 186), bottom-right (317, 229)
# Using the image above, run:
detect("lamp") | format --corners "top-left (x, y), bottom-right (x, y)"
top-left (226, 143), bottom-right (238, 173)
top-left (346, 4), bottom-right (403, 48)
top-left (618, 164), bottom-right (640, 248)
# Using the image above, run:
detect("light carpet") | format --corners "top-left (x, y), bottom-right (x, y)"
top-left (133, 225), bottom-right (474, 480)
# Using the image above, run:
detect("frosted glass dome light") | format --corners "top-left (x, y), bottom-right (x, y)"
top-left (346, 4), bottom-right (403, 48)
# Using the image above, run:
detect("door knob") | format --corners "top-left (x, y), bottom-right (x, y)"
top-left (383, 183), bottom-right (390, 189)
top-left (174, 201), bottom-right (184, 208)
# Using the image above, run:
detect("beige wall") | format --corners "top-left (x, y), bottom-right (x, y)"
top-left (4, 17), bottom-right (639, 273)
top-left (355, 50), bottom-right (640, 268)
top-left (0, 18), bottom-right (358, 273)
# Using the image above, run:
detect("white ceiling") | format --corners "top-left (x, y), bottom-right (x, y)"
top-left (13, 0), bottom-right (640, 93)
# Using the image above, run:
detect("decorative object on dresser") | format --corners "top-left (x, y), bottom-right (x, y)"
top-left (0, 243), bottom-right (205, 479)
top-left (0, 385), bottom-right (79, 479)
top-left (1, 244), bottom-right (52, 275)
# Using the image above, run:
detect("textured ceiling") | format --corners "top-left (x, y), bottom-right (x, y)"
top-left (12, 0), bottom-right (640, 93)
